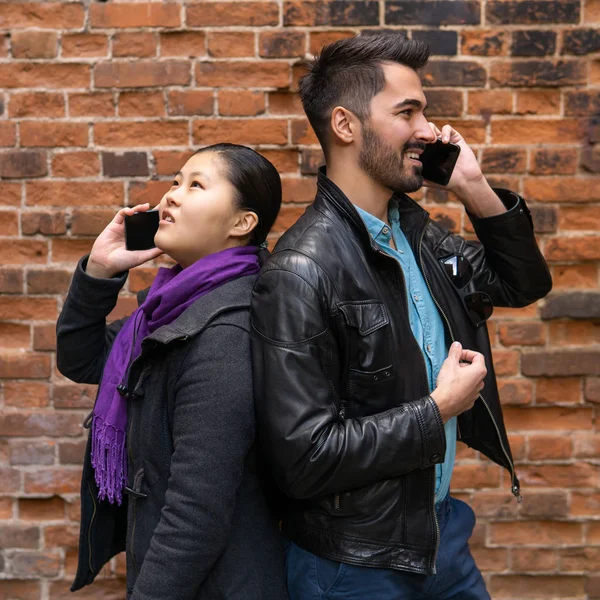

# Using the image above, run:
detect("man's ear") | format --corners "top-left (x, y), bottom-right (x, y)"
top-left (330, 106), bottom-right (360, 145)
top-left (231, 210), bottom-right (259, 240)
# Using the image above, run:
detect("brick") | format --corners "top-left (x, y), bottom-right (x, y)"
top-left (4, 381), bottom-right (50, 408)
top-left (69, 92), bottom-right (115, 118)
top-left (0, 351), bottom-right (52, 378)
top-left (24, 469), bottom-right (82, 495)
top-left (0, 63), bottom-right (90, 89)
top-left (518, 462), bottom-right (598, 488)
top-left (0, 580), bottom-right (41, 598)
top-left (299, 147), bottom-right (324, 174)
top-left (21, 212), bottom-right (65, 237)
top-left (0, 3), bottom-right (84, 29)
top-left (490, 575), bottom-right (585, 598)
top-left (0, 411), bottom-right (83, 437)
top-left (12, 30), bottom-right (57, 59)
top-left (552, 264), bottom-right (598, 289)
top-left (282, 177), bottom-right (318, 204)
top-left (0, 240), bottom-right (47, 265)
top-left (0, 269), bottom-right (24, 294)
top-left (524, 177), bottom-right (600, 202)
top-left (53, 384), bottom-right (97, 409)
top-left (0, 211), bottom-right (18, 236)
top-left (108, 295), bottom-right (139, 321)
top-left (585, 378), bottom-right (600, 403)
top-left (113, 32), bottom-right (157, 58)
top-left (545, 237), bottom-right (600, 261)
top-left (562, 28), bottom-right (600, 55)
top-left (20, 122), bottom-right (88, 148)
top-left (490, 60), bottom-right (586, 87)
top-left (412, 30), bottom-right (457, 56)
top-left (487, 1), bottom-right (580, 24)
top-left (498, 379), bottom-right (534, 405)
top-left (516, 89), bottom-right (560, 115)
top-left (187, 2), bottom-right (279, 27)
top-left (260, 31), bottom-right (305, 58)
top-left (536, 377), bottom-right (581, 405)
top-left (218, 91), bottom-right (265, 116)
top-left (512, 30), bottom-right (556, 56)
top-left (27, 181), bottom-right (123, 207)
top-left (291, 119), bottom-right (319, 145)
top-left (452, 463), bottom-right (502, 489)
top-left (0, 525), bottom-right (40, 549)
top-left (94, 121), bottom-right (188, 147)
top-left (168, 90), bottom-right (213, 116)
top-left (427, 206), bottom-right (462, 233)
top-left (498, 322), bottom-right (545, 346)
top-left (528, 434), bottom-right (572, 460)
top-left (491, 349), bottom-right (519, 376)
top-left (529, 205), bottom-right (558, 232)
top-left (12, 551), bottom-right (61, 578)
top-left (102, 152), bottom-right (149, 178)
top-left (468, 91), bottom-right (512, 116)
top-left (520, 491), bottom-right (569, 517)
top-left (95, 61), bottom-right (190, 88)
top-left (587, 0), bottom-right (600, 22)
top-left (421, 61), bottom-right (486, 87)
top-left (491, 520), bottom-right (582, 546)
top-left (581, 145), bottom-right (600, 173)
top-left (90, 3), bottom-right (180, 28)
top-left (503, 406), bottom-right (592, 430)
top-left (492, 119), bottom-right (582, 144)
top-left (71, 209), bottom-right (114, 236)
top-left (470, 491), bottom-right (519, 518)
top-left (561, 547), bottom-right (600, 572)
top-left (0, 122), bottom-right (17, 147)
top-left (11, 437), bottom-right (55, 466)
top-left (129, 181), bottom-right (172, 206)
top-left (385, 1), bottom-right (479, 25)
top-left (541, 293), bottom-right (600, 320)
top-left (0, 150), bottom-right (47, 179)
top-left (571, 492), bottom-right (600, 516)
top-left (574, 432), bottom-right (600, 458)
top-left (309, 31), bottom-right (355, 54)
top-left (61, 33), bottom-right (108, 58)
top-left (117, 91), bottom-right (164, 118)
top-left (273, 205), bottom-right (306, 234)
top-left (0, 465), bottom-right (21, 493)
top-left (52, 151), bottom-right (100, 179)
top-left (268, 92), bottom-right (305, 116)
top-left (45, 524), bottom-right (79, 548)
top-left (511, 548), bottom-right (558, 571)
top-left (564, 91), bottom-right (600, 117)
top-left (470, 546), bottom-right (508, 572)
top-left (33, 324), bottom-right (56, 351)
top-left (153, 150), bottom-right (194, 176)
top-left (550, 321), bottom-right (600, 346)
top-left (0, 322), bottom-right (30, 349)
top-left (52, 238), bottom-right (95, 263)
top-left (9, 92), bottom-right (64, 118)
top-left (192, 119), bottom-right (287, 145)
top-left (59, 440), bottom-right (87, 465)
top-left (461, 30), bottom-right (508, 56)
top-left (530, 148), bottom-right (577, 175)
top-left (196, 61), bottom-right (289, 88)
top-left (284, 1), bottom-right (379, 26)
top-left (160, 32), bottom-right (206, 58)
top-left (206, 32), bottom-right (255, 60)
top-left (423, 90), bottom-right (463, 117)
top-left (262, 149), bottom-right (299, 174)
top-left (481, 148), bottom-right (526, 173)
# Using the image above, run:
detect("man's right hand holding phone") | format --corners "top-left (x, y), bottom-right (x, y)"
top-left (86, 203), bottom-right (163, 280)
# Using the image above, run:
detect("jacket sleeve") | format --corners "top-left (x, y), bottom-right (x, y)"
top-left (458, 189), bottom-right (552, 307)
top-left (56, 256), bottom-right (129, 384)
top-left (131, 324), bottom-right (256, 600)
top-left (250, 262), bottom-right (446, 501)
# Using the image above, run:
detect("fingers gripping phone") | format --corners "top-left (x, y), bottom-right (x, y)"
top-left (124, 210), bottom-right (160, 251)
top-left (420, 139), bottom-right (461, 186)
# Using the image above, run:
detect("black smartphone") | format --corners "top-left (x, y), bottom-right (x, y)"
top-left (420, 139), bottom-right (461, 186)
top-left (124, 210), bottom-right (160, 251)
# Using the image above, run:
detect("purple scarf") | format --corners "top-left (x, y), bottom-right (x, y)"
top-left (91, 246), bottom-right (260, 504)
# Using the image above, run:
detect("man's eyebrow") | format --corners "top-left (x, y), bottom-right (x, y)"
top-left (393, 98), bottom-right (428, 110)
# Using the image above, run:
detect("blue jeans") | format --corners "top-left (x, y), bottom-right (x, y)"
top-left (284, 496), bottom-right (490, 600)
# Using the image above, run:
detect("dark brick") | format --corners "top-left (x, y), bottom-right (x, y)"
top-left (0, 269), bottom-right (23, 294)
top-left (260, 31), bottom-right (305, 58)
top-left (386, 1), bottom-right (480, 25)
top-left (423, 89), bottom-right (463, 117)
top-left (412, 30), bottom-right (457, 56)
top-left (58, 440), bottom-right (86, 464)
top-left (421, 61), bottom-right (486, 87)
top-left (0, 525), bottom-right (40, 549)
top-left (529, 205), bottom-right (557, 233)
top-left (481, 148), bottom-right (527, 173)
top-left (300, 149), bottom-right (324, 175)
top-left (461, 30), bottom-right (507, 56)
top-left (284, 1), bottom-right (379, 27)
top-left (102, 152), bottom-right (149, 177)
top-left (522, 351), bottom-right (600, 377)
top-left (487, 1), bottom-right (580, 25)
top-left (541, 293), bottom-right (600, 320)
top-left (564, 92), bottom-right (600, 117)
top-left (27, 269), bottom-right (72, 295)
top-left (512, 30), bottom-right (556, 56)
top-left (0, 98), bottom-right (4, 116)
top-left (0, 150), bottom-right (47, 178)
top-left (581, 146), bottom-right (600, 174)
top-left (490, 60), bottom-right (586, 87)
top-left (587, 117), bottom-right (600, 144)
top-left (21, 212), bottom-right (66, 236)
top-left (532, 149), bottom-right (578, 175)
top-left (562, 29), bottom-right (600, 56)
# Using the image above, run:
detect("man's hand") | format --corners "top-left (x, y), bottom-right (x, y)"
top-left (430, 341), bottom-right (487, 423)
top-left (423, 123), bottom-right (507, 218)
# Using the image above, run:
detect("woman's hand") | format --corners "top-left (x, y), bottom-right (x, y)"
top-left (86, 203), bottom-right (163, 279)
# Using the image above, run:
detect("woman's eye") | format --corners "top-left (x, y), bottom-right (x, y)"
top-left (191, 181), bottom-right (203, 189)
top-left (172, 180), bottom-right (179, 187)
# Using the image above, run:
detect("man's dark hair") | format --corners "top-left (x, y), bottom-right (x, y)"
top-left (299, 32), bottom-right (430, 155)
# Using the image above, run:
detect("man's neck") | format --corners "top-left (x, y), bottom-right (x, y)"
top-left (326, 161), bottom-right (393, 225)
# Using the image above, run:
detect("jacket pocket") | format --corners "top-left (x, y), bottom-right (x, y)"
top-left (338, 300), bottom-right (389, 335)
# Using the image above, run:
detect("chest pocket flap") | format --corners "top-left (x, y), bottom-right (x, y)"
top-left (338, 301), bottom-right (389, 336)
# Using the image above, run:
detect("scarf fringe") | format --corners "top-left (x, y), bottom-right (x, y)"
top-left (91, 415), bottom-right (127, 505)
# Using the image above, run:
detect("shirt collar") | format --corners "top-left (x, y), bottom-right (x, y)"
top-left (354, 198), bottom-right (400, 245)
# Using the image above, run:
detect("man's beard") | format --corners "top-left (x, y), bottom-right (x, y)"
top-left (358, 125), bottom-right (424, 194)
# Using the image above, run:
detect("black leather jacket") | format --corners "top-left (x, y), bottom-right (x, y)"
top-left (251, 169), bottom-right (552, 575)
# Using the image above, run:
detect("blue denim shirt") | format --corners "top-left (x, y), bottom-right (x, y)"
top-left (355, 202), bottom-right (456, 504)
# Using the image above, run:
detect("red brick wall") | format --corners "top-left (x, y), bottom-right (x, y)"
top-left (0, 1), bottom-right (598, 598)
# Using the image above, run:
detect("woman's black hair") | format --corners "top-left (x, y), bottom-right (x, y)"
top-left (194, 143), bottom-right (282, 248)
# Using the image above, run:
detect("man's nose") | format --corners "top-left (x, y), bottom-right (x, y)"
top-left (415, 114), bottom-right (437, 144)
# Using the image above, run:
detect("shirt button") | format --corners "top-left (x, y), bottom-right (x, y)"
top-left (414, 294), bottom-right (419, 302)
top-left (427, 344), bottom-right (431, 353)
top-left (398, 249), bottom-right (404, 254)
top-left (382, 227), bottom-right (390, 235)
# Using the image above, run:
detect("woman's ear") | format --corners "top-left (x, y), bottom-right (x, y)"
top-left (230, 210), bottom-right (259, 241)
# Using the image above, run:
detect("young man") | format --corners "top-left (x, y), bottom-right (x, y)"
top-left (251, 33), bottom-right (551, 599)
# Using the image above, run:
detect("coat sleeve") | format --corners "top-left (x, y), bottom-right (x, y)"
top-left (130, 324), bottom-right (256, 600)
top-left (250, 260), bottom-right (447, 501)
top-left (451, 189), bottom-right (552, 307)
top-left (56, 256), bottom-right (129, 384)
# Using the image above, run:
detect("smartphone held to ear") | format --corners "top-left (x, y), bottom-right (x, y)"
top-left (124, 210), bottom-right (160, 251)
top-left (420, 139), bottom-right (461, 186)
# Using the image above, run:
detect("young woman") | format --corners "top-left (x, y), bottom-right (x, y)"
top-left (57, 144), bottom-right (288, 599)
